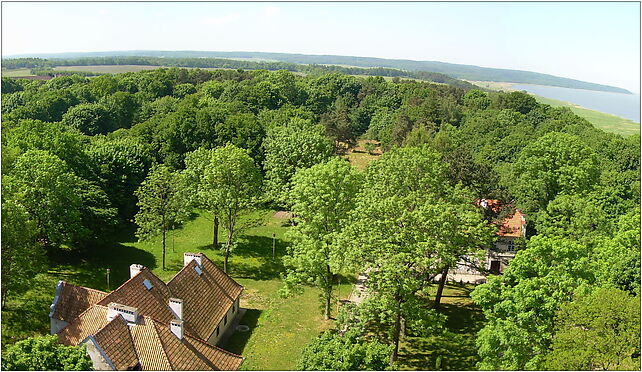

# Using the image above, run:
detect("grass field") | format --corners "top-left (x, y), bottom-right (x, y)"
top-left (532, 95), bottom-right (640, 136)
top-left (53, 65), bottom-right (163, 74)
top-left (397, 284), bottom-right (484, 370)
top-left (1, 68), bottom-right (34, 77)
top-left (344, 139), bottom-right (382, 170)
top-left (470, 80), bottom-right (640, 136)
top-left (0, 209), bottom-right (355, 369)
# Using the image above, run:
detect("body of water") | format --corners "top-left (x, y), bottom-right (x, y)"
top-left (512, 84), bottom-right (640, 123)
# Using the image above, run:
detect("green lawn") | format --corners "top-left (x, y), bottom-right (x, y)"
top-left (397, 284), bottom-right (484, 370)
top-left (1, 207), bottom-right (484, 370)
top-left (1, 209), bottom-right (354, 369)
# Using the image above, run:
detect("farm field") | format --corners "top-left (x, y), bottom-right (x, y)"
top-left (1, 68), bottom-right (34, 77)
top-left (53, 65), bottom-right (162, 74)
top-left (470, 80), bottom-right (640, 136)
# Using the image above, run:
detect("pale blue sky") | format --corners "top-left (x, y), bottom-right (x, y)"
top-left (2, 2), bottom-right (640, 92)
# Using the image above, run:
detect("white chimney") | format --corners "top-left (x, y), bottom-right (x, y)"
top-left (170, 319), bottom-right (184, 340)
top-left (130, 264), bottom-right (144, 278)
top-left (169, 298), bottom-right (183, 320)
top-left (481, 199), bottom-right (488, 208)
top-left (183, 252), bottom-right (202, 267)
top-left (107, 303), bottom-right (139, 324)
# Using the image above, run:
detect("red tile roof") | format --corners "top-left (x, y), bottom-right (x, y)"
top-left (475, 199), bottom-right (527, 238)
top-left (51, 282), bottom-right (107, 322)
top-left (53, 253), bottom-right (244, 370)
top-left (167, 256), bottom-right (243, 340)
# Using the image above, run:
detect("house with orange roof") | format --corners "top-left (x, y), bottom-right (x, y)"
top-left (483, 199), bottom-right (527, 274)
top-left (49, 252), bottom-right (244, 370)
top-left (453, 199), bottom-right (527, 279)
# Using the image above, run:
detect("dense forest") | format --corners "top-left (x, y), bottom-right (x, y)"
top-left (1, 67), bottom-right (639, 370)
top-left (5, 50), bottom-right (630, 93)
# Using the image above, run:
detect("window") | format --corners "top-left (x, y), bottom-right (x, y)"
top-left (508, 241), bottom-right (515, 252)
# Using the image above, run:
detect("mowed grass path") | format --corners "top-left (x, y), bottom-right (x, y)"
top-left (1, 209), bottom-right (353, 369)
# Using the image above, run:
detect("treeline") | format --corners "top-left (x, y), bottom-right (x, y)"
top-left (6, 50), bottom-right (629, 93)
top-left (1, 67), bottom-right (639, 369)
top-left (2, 56), bottom-right (476, 89)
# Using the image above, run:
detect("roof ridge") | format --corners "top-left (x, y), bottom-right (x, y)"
top-left (202, 255), bottom-right (239, 301)
top-left (71, 284), bottom-right (109, 296)
top-left (166, 259), bottom-right (195, 286)
top-left (99, 267), bottom-right (168, 305)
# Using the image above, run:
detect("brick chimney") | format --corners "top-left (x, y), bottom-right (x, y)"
top-left (170, 319), bottom-right (184, 340)
top-left (169, 298), bottom-right (183, 320)
top-left (130, 264), bottom-right (144, 278)
top-left (107, 303), bottom-right (139, 324)
top-left (183, 252), bottom-right (202, 267)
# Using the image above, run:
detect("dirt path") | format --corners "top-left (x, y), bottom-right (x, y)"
top-left (348, 271), bottom-right (370, 304)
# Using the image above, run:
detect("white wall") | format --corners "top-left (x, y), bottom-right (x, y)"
top-left (83, 338), bottom-right (115, 370)
top-left (207, 296), bottom-right (241, 346)
top-left (50, 318), bottom-right (69, 335)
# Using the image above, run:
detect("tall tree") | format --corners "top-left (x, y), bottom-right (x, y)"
top-left (544, 288), bottom-right (640, 370)
top-left (262, 119), bottom-right (333, 207)
top-left (134, 164), bottom-right (184, 270)
top-left (282, 157), bottom-right (363, 319)
top-left (0, 197), bottom-right (45, 308)
top-left (341, 146), bottom-right (493, 364)
top-left (471, 236), bottom-right (595, 370)
top-left (183, 147), bottom-right (220, 248)
top-left (3, 150), bottom-right (85, 247)
top-left (201, 144), bottom-right (262, 273)
top-left (508, 132), bottom-right (599, 215)
top-left (297, 330), bottom-right (391, 371)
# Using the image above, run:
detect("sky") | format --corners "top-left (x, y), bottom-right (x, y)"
top-left (2, 1), bottom-right (640, 92)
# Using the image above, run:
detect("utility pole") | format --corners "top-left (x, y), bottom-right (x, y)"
top-left (106, 268), bottom-right (110, 291)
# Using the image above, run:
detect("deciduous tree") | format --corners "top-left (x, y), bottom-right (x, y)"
top-left (1, 335), bottom-right (93, 371)
top-left (544, 288), bottom-right (640, 370)
top-left (282, 157), bottom-right (363, 319)
top-left (134, 164), bottom-right (185, 270)
top-left (201, 144), bottom-right (262, 273)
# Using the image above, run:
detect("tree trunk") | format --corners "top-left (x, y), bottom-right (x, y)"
top-left (213, 216), bottom-right (219, 249)
top-left (390, 301), bottom-right (402, 365)
top-left (224, 227), bottom-right (233, 274)
top-left (162, 228), bottom-right (167, 270)
top-left (324, 264), bottom-right (332, 320)
top-left (434, 265), bottom-right (449, 309)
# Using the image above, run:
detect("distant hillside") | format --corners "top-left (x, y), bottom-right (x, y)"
top-left (1, 56), bottom-right (477, 90)
top-left (5, 50), bottom-right (631, 94)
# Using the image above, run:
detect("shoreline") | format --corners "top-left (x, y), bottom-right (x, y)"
top-left (469, 80), bottom-right (640, 136)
